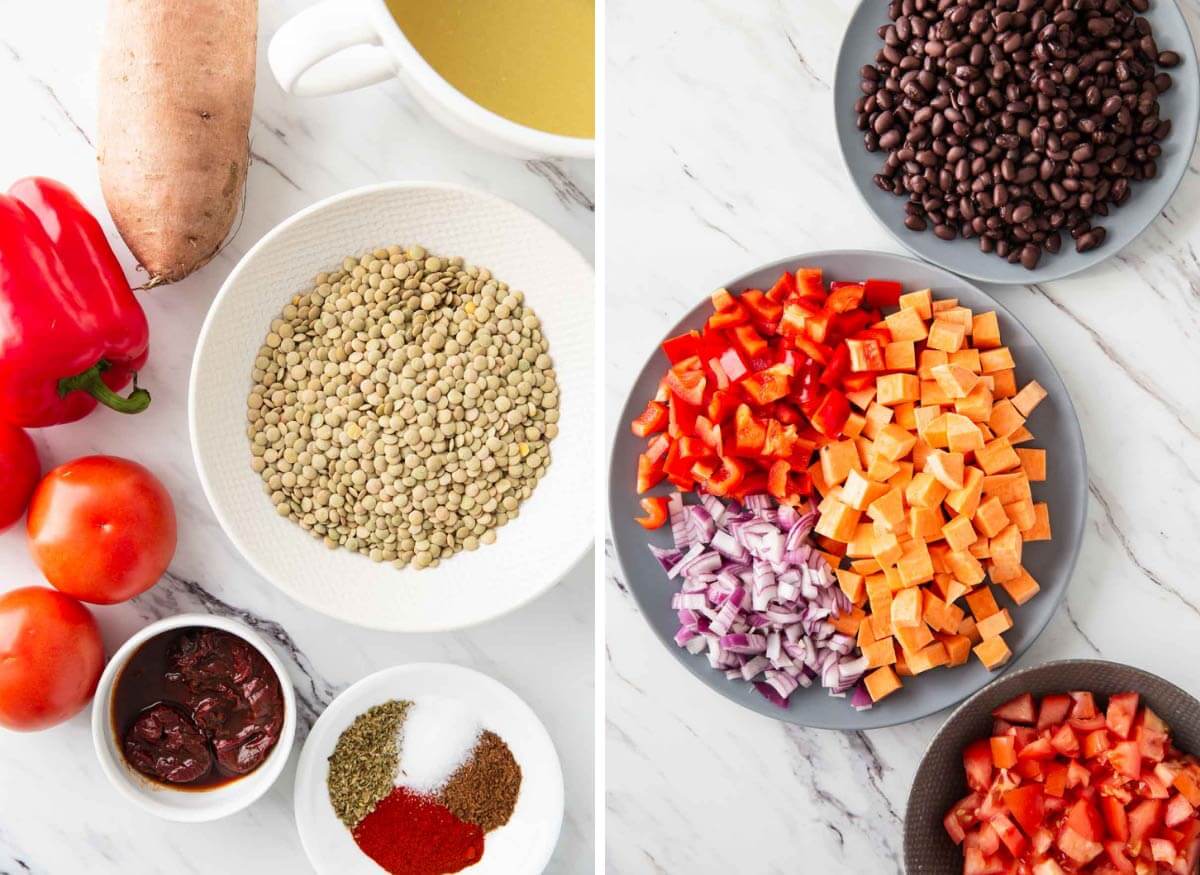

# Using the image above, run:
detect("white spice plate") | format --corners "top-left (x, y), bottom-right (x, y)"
top-left (293, 663), bottom-right (564, 875)
top-left (189, 182), bottom-right (593, 631)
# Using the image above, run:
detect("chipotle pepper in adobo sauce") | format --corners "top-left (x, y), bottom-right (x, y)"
top-left (112, 626), bottom-right (285, 788)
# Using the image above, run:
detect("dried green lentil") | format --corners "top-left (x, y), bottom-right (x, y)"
top-left (246, 245), bottom-right (558, 569)
top-left (327, 699), bottom-right (411, 827)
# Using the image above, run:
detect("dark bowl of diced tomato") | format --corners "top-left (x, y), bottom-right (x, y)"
top-left (904, 659), bottom-right (1200, 874)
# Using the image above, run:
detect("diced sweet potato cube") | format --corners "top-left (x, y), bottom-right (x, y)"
top-left (899, 288), bottom-right (933, 318)
top-left (888, 460), bottom-right (914, 491)
top-left (814, 499), bottom-right (861, 543)
top-left (809, 461), bottom-right (831, 497)
top-left (927, 319), bottom-right (967, 353)
top-left (939, 306), bottom-right (973, 330)
top-left (853, 436), bottom-right (874, 469)
top-left (1025, 503), bottom-right (1051, 541)
top-left (982, 472), bottom-right (1032, 504)
top-left (818, 488), bottom-right (843, 516)
top-left (897, 540), bottom-right (934, 587)
top-left (883, 564), bottom-right (904, 592)
top-left (914, 405), bottom-right (941, 437)
top-left (946, 549), bottom-right (986, 585)
top-left (871, 529), bottom-right (904, 565)
top-left (988, 399), bottom-right (1026, 439)
top-left (943, 634), bottom-right (972, 666)
top-left (842, 468), bottom-right (890, 511)
top-left (968, 539), bottom-right (991, 560)
top-left (864, 665), bottom-right (903, 701)
top-left (918, 349), bottom-right (949, 379)
top-left (980, 347), bottom-right (1016, 373)
top-left (866, 454), bottom-right (901, 482)
top-left (925, 449), bottom-right (965, 490)
top-left (921, 380), bottom-right (952, 408)
top-left (972, 312), bottom-right (1002, 349)
top-left (942, 514), bottom-right (978, 552)
top-left (891, 587), bottom-right (923, 628)
top-left (877, 373), bottom-right (920, 406)
top-left (1012, 380), bottom-right (1048, 417)
top-left (842, 411), bottom-right (867, 438)
top-left (992, 369), bottom-right (1017, 399)
top-left (819, 439), bottom-right (861, 486)
top-left (847, 385), bottom-right (877, 410)
top-left (885, 340), bottom-right (916, 371)
top-left (863, 637), bottom-right (896, 668)
top-left (945, 414), bottom-right (985, 454)
top-left (931, 363), bottom-right (980, 399)
top-left (866, 576), bottom-right (892, 640)
top-left (894, 621), bottom-right (935, 654)
top-left (857, 616), bottom-right (876, 647)
top-left (945, 467), bottom-right (985, 518)
top-left (906, 471), bottom-right (948, 509)
top-left (850, 558), bottom-right (882, 575)
top-left (873, 423), bottom-right (917, 462)
top-left (910, 505), bottom-right (944, 541)
top-left (955, 382), bottom-right (994, 423)
top-left (922, 590), bottom-right (949, 631)
top-left (885, 307), bottom-right (929, 342)
top-left (959, 614), bottom-right (981, 644)
top-left (931, 297), bottom-right (958, 312)
top-left (974, 635), bottom-right (1012, 670)
top-left (847, 523), bottom-right (876, 559)
top-left (862, 402), bottom-right (894, 440)
top-left (894, 649), bottom-right (912, 677)
top-left (976, 608), bottom-right (1013, 639)
top-left (943, 600), bottom-right (965, 632)
top-left (836, 569), bottom-right (866, 605)
top-left (1015, 448), bottom-right (1046, 482)
top-left (1008, 425), bottom-right (1034, 444)
top-left (950, 348), bottom-right (982, 374)
top-left (976, 437), bottom-right (1021, 475)
top-left (908, 642), bottom-right (950, 674)
top-left (894, 402), bottom-right (917, 431)
top-left (973, 495), bottom-right (1010, 538)
top-left (1004, 498), bottom-right (1037, 532)
top-left (924, 413), bottom-right (949, 449)
top-left (831, 606), bottom-right (866, 636)
top-left (989, 523), bottom-right (1024, 576)
top-left (998, 567), bottom-right (1040, 605)
top-left (965, 586), bottom-right (1000, 620)
top-left (866, 487), bottom-right (906, 530)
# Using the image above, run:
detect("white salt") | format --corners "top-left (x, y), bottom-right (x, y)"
top-left (394, 697), bottom-right (481, 793)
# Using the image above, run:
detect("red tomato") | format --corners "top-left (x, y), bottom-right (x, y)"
top-left (1106, 692), bottom-right (1139, 739)
top-left (0, 424), bottom-right (39, 531)
top-left (0, 587), bottom-right (104, 730)
top-left (27, 456), bottom-right (177, 605)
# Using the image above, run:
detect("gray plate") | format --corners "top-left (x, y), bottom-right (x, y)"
top-left (904, 659), bottom-right (1200, 872)
top-left (833, 0), bottom-right (1200, 285)
top-left (609, 251), bottom-right (1088, 729)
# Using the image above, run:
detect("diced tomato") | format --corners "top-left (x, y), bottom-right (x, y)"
top-left (1044, 763), bottom-right (1069, 798)
top-left (1106, 692), bottom-right (1139, 740)
top-left (1083, 729), bottom-right (1110, 759)
top-left (662, 331), bottom-right (701, 364)
top-left (631, 400), bottom-right (668, 437)
top-left (731, 324), bottom-right (769, 359)
top-left (1004, 785), bottom-right (1045, 837)
top-left (1050, 724), bottom-right (1080, 758)
top-left (1138, 724), bottom-right (1168, 763)
top-left (990, 812), bottom-right (1027, 857)
top-left (1038, 694), bottom-right (1072, 730)
top-left (863, 277), bottom-right (903, 308)
top-left (1128, 799), bottom-right (1163, 846)
top-left (1100, 795), bottom-right (1130, 841)
top-left (1057, 825), bottom-right (1103, 865)
top-left (634, 496), bottom-right (669, 529)
top-left (795, 267), bottom-right (825, 301)
top-left (636, 451), bottom-right (666, 494)
top-left (1067, 798), bottom-right (1105, 842)
top-left (992, 736), bottom-right (1018, 769)
top-left (741, 364), bottom-right (792, 405)
top-left (1167, 794), bottom-right (1196, 829)
top-left (994, 694), bottom-right (1037, 726)
top-left (1110, 740), bottom-right (1142, 780)
top-left (1103, 840), bottom-right (1135, 873)
top-left (766, 271), bottom-right (797, 303)
top-left (826, 281), bottom-right (865, 313)
top-left (1067, 759), bottom-right (1091, 790)
top-left (965, 739), bottom-right (995, 792)
top-left (809, 390), bottom-right (851, 438)
top-left (1018, 738), bottom-right (1056, 761)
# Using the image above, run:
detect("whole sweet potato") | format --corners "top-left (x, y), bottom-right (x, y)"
top-left (98, 0), bottom-right (257, 284)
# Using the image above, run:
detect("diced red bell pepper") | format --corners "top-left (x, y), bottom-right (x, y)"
top-left (644, 432), bottom-right (670, 462)
top-left (809, 390), bottom-right (850, 438)
top-left (665, 368), bottom-right (706, 407)
top-left (740, 289), bottom-right (783, 329)
top-left (741, 364), bottom-right (792, 405)
top-left (668, 392), bottom-right (699, 437)
top-left (707, 302), bottom-right (748, 330)
top-left (661, 331), bottom-right (701, 364)
top-left (635, 496), bottom-right (670, 529)
top-left (766, 271), bottom-right (797, 303)
top-left (717, 346), bottom-right (749, 383)
top-left (779, 300), bottom-right (818, 339)
top-left (630, 400), bottom-right (668, 437)
top-left (830, 308), bottom-right (877, 344)
top-left (731, 324), bottom-right (769, 359)
top-left (636, 450), bottom-right (666, 494)
top-left (733, 471), bottom-right (768, 498)
top-left (846, 338), bottom-right (885, 372)
top-left (711, 287), bottom-right (737, 311)
top-left (767, 459), bottom-right (809, 505)
top-left (690, 457), bottom-right (718, 482)
top-left (793, 362), bottom-right (823, 416)
top-left (795, 267), bottom-right (825, 302)
top-left (705, 456), bottom-right (747, 496)
top-left (730, 404), bottom-right (766, 456)
top-left (763, 419), bottom-right (800, 458)
top-left (819, 344), bottom-right (851, 387)
top-left (863, 278), bottom-right (903, 308)
top-left (841, 371), bottom-right (877, 393)
top-left (772, 401), bottom-right (803, 426)
top-left (804, 310), bottom-right (833, 344)
top-left (663, 440), bottom-right (695, 486)
top-left (790, 333), bottom-right (831, 365)
top-left (693, 415), bottom-right (721, 453)
top-left (826, 282), bottom-right (865, 313)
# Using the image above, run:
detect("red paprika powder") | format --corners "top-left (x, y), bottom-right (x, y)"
top-left (352, 787), bottom-right (484, 875)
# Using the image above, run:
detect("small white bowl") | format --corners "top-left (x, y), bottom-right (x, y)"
top-left (294, 663), bottom-right (564, 875)
top-left (188, 182), bottom-right (594, 632)
top-left (90, 614), bottom-right (297, 822)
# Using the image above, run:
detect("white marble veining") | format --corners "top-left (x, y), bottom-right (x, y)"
top-left (0, 3), bottom-right (593, 873)
top-left (606, 0), bottom-right (1200, 871)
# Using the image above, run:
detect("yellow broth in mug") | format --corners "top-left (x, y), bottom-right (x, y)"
top-left (386, 0), bottom-right (594, 139)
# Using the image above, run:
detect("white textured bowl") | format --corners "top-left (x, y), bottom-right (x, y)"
top-left (293, 663), bottom-right (564, 875)
top-left (189, 182), bottom-right (594, 631)
top-left (90, 614), bottom-right (297, 822)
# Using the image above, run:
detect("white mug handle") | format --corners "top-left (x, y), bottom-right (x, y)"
top-left (268, 0), bottom-right (396, 97)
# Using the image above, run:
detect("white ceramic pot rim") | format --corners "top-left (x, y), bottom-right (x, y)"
top-left (90, 613), bottom-right (298, 823)
top-left (366, 0), bottom-right (594, 160)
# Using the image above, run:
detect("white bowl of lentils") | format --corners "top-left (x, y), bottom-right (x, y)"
top-left (188, 182), bottom-right (594, 631)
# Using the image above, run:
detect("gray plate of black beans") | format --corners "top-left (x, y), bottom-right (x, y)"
top-left (834, 0), bottom-right (1199, 283)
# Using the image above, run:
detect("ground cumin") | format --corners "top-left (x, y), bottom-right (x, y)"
top-left (437, 730), bottom-right (521, 832)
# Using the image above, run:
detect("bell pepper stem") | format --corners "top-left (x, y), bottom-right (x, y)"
top-left (58, 361), bottom-right (151, 414)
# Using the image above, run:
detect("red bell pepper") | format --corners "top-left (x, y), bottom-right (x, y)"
top-left (661, 331), bottom-right (700, 364)
top-left (810, 390), bottom-right (851, 438)
top-left (705, 456), bottom-right (747, 496)
top-left (826, 282), bottom-right (865, 313)
top-left (630, 400), bottom-right (668, 437)
top-left (766, 271), bottom-right (797, 303)
top-left (863, 278), bottom-right (903, 308)
top-left (635, 496), bottom-right (670, 530)
top-left (795, 267), bottom-right (825, 302)
top-left (0, 178), bottom-right (150, 427)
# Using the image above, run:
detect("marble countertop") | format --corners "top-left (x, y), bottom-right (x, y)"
top-left (0, 3), bottom-right (594, 873)
top-left (605, 0), bottom-right (1200, 871)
